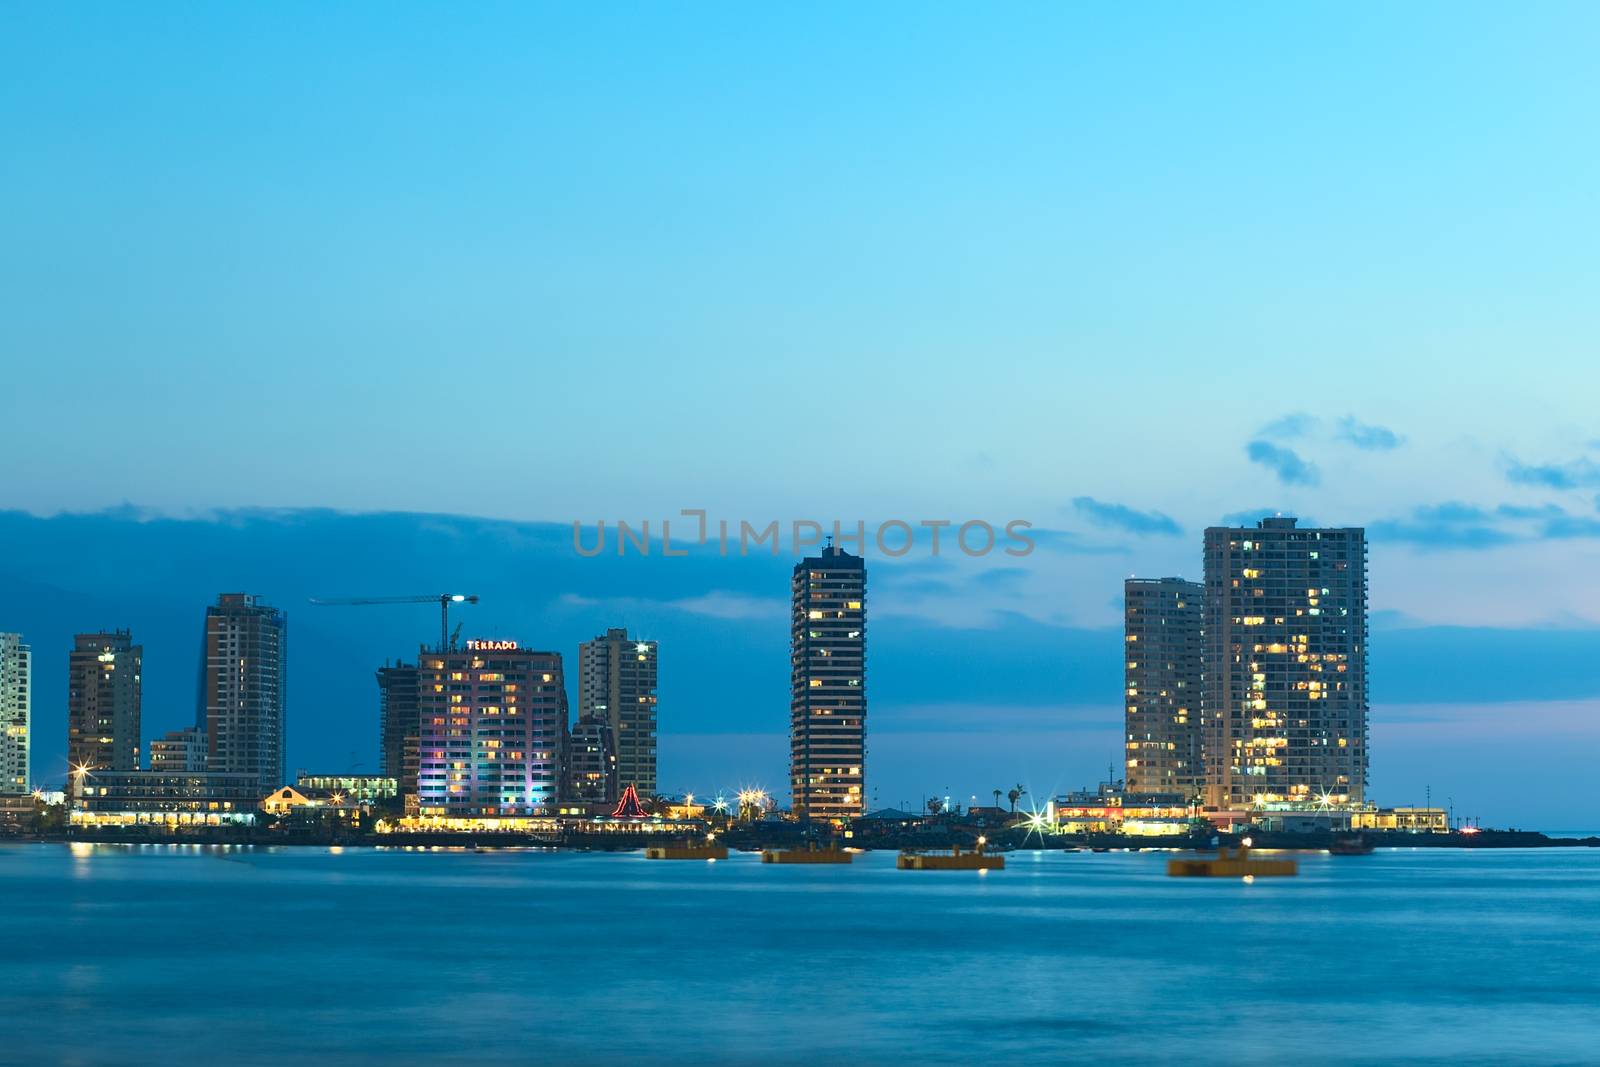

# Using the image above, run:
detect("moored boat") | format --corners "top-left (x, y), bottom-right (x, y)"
top-left (1167, 844), bottom-right (1297, 878)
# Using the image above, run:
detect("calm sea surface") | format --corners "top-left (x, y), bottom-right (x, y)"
top-left (3, 843), bottom-right (1598, 1066)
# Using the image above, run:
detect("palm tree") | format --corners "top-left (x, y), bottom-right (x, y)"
top-left (1007, 784), bottom-right (1025, 813)
top-left (992, 788), bottom-right (1002, 811)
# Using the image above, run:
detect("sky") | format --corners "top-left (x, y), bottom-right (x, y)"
top-left (2, 4), bottom-right (1599, 827)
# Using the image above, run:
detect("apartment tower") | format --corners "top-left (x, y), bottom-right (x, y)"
top-left (0, 634), bottom-right (30, 794)
top-left (416, 641), bottom-right (567, 818)
top-left (577, 628), bottom-right (658, 796)
top-left (789, 544), bottom-right (867, 822)
top-left (1201, 518), bottom-right (1368, 809)
top-left (67, 630), bottom-right (143, 775)
top-left (1124, 578), bottom-right (1204, 799)
top-left (377, 660), bottom-right (421, 804)
top-left (199, 594), bottom-right (287, 795)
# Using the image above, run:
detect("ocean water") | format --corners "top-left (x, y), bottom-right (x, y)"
top-left (2, 843), bottom-right (1598, 1066)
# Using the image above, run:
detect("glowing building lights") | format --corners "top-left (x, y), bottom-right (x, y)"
top-left (1203, 518), bottom-right (1368, 809)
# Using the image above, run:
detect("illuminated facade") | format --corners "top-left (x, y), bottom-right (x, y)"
top-left (790, 544), bottom-right (867, 822)
top-left (417, 642), bottom-right (567, 818)
top-left (67, 630), bottom-right (142, 776)
top-left (199, 593), bottom-right (287, 794)
top-left (376, 659), bottom-right (420, 803)
top-left (0, 633), bottom-right (30, 794)
top-left (1124, 578), bottom-right (1203, 799)
top-left (1352, 807), bottom-right (1448, 832)
top-left (71, 770), bottom-right (260, 826)
top-left (148, 727), bottom-right (206, 772)
top-left (295, 774), bottom-right (397, 804)
top-left (577, 628), bottom-right (658, 795)
top-left (1202, 517), bottom-right (1368, 809)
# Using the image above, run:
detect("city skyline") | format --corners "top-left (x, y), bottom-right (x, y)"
top-left (1, 502), bottom-right (1579, 828)
top-left (2, 7), bottom-right (1595, 1065)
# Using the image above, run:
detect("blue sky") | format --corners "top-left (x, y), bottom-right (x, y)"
top-left (2, 5), bottom-right (1599, 826)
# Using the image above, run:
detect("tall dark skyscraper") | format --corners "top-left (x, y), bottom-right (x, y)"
top-left (67, 630), bottom-right (143, 775)
top-left (1202, 517), bottom-right (1368, 809)
top-left (566, 716), bottom-right (617, 804)
top-left (377, 659), bottom-right (421, 804)
top-left (577, 628), bottom-right (658, 796)
top-left (199, 594), bottom-right (287, 795)
top-left (1124, 578), bottom-right (1203, 798)
top-left (789, 544), bottom-right (866, 822)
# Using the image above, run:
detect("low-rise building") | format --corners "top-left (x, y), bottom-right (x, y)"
top-left (70, 770), bottom-right (261, 827)
top-left (1352, 806), bottom-right (1448, 832)
top-left (294, 775), bottom-right (398, 806)
top-left (260, 785), bottom-right (365, 822)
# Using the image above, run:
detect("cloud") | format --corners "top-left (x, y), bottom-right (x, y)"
top-left (1541, 515), bottom-right (1600, 540)
top-left (1505, 455), bottom-right (1600, 490)
top-left (558, 590), bottom-right (784, 621)
top-left (1257, 413), bottom-right (1319, 440)
top-left (1368, 502), bottom-right (1518, 550)
top-left (1369, 518), bottom-right (1517, 550)
top-left (1070, 496), bottom-right (1182, 536)
top-left (1496, 503), bottom-right (1566, 520)
top-left (1413, 502), bottom-right (1492, 523)
top-left (1336, 416), bottom-right (1404, 451)
top-left (1369, 500), bottom-right (1600, 550)
top-left (1245, 441), bottom-right (1320, 486)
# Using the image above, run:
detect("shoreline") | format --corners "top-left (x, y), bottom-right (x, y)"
top-left (6, 827), bottom-right (1597, 851)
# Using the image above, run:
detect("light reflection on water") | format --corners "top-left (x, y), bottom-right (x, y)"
top-left (2, 843), bottom-right (1598, 1065)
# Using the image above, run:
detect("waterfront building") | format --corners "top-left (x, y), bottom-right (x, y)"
top-left (67, 630), bottom-right (143, 777)
top-left (1351, 806), bottom-right (1448, 832)
top-left (0, 633), bottom-right (31, 794)
top-left (566, 715), bottom-right (617, 804)
top-left (199, 594), bottom-right (287, 794)
top-left (260, 785), bottom-right (365, 822)
top-left (1045, 783), bottom-right (1194, 836)
top-left (416, 640), bottom-right (567, 820)
top-left (376, 660), bottom-right (420, 803)
top-left (1201, 517), bottom-right (1368, 809)
top-left (69, 770), bottom-right (261, 827)
top-left (294, 774), bottom-right (398, 805)
top-left (0, 793), bottom-right (36, 826)
top-left (1124, 578), bottom-right (1204, 799)
top-left (148, 727), bottom-right (207, 773)
top-left (789, 544), bottom-right (867, 823)
top-left (577, 628), bottom-right (658, 795)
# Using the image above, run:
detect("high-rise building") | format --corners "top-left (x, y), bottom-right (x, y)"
top-left (67, 630), bottom-right (143, 775)
top-left (566, 716), bottom-right (617, 804)
top-left (577, 628), bottom-right (658, 796)
top-left (1202, 517), bottom-right (1368, 809)
top-left (377, 660), bottom-right (421, 802)
top-left (148, 727), bottom-right (207, 773)
top-left (0, 634), bottom-right (30, 794)
top-left (1124, 578), bottom-right (1204, 799)
top-left (199, 594), bottom-right (287, 795)
top-left (789, 544), bottom-right (867, 822)
top-left (417, 640), bottom-right (567, 819)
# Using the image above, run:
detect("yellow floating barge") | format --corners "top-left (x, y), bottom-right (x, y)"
top-left (897, 844), bottom-right (1004, 871)
top-left (762, 847), bottom-right (854, 864)
top-left (1167, 846), bottom-right (1297, 878)
top-left (645, 844), bottom-right (729, 860)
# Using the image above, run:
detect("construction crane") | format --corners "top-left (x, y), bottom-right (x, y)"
top-left (309, 593), bottom-right (479, 652)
